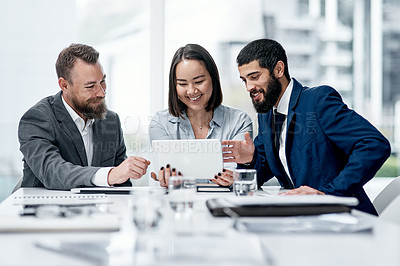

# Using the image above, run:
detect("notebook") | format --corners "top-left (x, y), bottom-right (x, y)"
top-left (71, 186), bottom-right (167, 195)
top-left (152, 139), bottom-right (224, 180)
top-left (13, 194), bottom-right (109, 206)
top-left (197, 183), bottom-right (232, 192)
top-left (206, 195), bottom-right (359, 217)
top-left (71, 187), bottom-right (135, 195)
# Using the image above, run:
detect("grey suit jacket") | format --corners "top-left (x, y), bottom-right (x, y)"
top-left (18, 91), bottom-right (130, 189)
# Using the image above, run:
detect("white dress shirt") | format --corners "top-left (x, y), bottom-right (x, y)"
top-left (274, 78), bottom-right (294, 187)
top-left (62, 96), bottom-right (111, 186)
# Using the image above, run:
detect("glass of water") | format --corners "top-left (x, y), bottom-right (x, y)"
top-left (233, 169), bottom-right (257, 196)
top-left (131, 187), bottom-right (166, 232)
top-left (168, 176), bottom-right (196, 214)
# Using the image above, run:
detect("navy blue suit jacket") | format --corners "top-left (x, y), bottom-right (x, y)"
top-left (251, 79), bottom-right (390, 215)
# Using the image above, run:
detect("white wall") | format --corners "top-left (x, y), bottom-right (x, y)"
top-left (0, 0), bottom-right (77, 186)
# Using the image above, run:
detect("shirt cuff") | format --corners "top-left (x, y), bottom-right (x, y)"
top-left (237, 151), bottom-right (257, 169)
top-left (91, 167), bottom-right (114, 187)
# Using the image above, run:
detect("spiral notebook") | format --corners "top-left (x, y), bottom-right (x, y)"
top-left (13, 194), bottom-right (109, 206)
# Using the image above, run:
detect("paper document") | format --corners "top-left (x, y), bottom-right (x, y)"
top-left (0, 212), bottom-right (120, 232)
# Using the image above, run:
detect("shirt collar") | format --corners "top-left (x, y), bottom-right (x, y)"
top-left (210, 105), bottom-right (223, 127)
top-left (274, 78), bottom-right (294, 116)
top-left (61, 95), bottom-right (94, 132)
top-left (168, 106), bottom-right (222, 127)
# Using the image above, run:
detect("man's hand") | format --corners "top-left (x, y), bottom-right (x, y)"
top-left (279, 185), bottom-right (325, 195)
top-left (108, 156), bottom-right (150, 186)
top-left (221, 132), bottom-right (255, 164)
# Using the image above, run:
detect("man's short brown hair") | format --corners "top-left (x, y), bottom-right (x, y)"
top-left (55, 43), bottom-right (99, 84)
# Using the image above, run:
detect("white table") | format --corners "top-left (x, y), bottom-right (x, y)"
top-left (0, 188), bottom-right (399, 266)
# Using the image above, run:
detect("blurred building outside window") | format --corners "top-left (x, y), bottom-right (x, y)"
top-left (1, 0), bottom-right (400, 200)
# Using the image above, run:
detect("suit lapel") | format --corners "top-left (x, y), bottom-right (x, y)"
top-left (284, 78), bottom-right (303, 184)
top-left (53, 92), bottom-right (88, 166)
top-left (286, 78), bottom-right (302, 134)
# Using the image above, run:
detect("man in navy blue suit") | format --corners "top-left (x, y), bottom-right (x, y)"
top-left (222, 39), bottom-right (390, 215)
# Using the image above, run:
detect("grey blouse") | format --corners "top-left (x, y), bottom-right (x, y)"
top-left (149, 105), bottom-right (253, 142)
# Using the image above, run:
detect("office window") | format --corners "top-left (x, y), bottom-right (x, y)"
top-left (297, 0), bottom-right (309, 17)
top-left (2, 0), bottom-right (400, 201)
top-left (76, 0), bottom-right (153, 165)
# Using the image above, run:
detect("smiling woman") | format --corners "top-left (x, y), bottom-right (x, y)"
top-left (175, 59), bottom-right (213, 129)
top-left (148, 43), bottom-right (253, 188)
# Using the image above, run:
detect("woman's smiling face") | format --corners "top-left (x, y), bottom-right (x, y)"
top-left (175, 59), bottom-right (213, 113)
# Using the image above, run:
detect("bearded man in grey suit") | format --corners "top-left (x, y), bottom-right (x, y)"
top-left (18, 43), bottom-right (150, 189)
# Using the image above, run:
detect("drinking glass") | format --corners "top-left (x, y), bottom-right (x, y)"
top-left (131, 187), bottom-right (166, 232)
top-left (131, 188), bottom-right (170, 265)
top-left (168, 176), bottom-right (196, 214)
top-left (233, 169), bottom-right (257, 196)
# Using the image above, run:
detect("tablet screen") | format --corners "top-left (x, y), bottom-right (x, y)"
top-left (152, 139), bottom-right (223, 180)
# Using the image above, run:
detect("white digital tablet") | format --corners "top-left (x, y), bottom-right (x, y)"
top-left (152, 139), bottom-right (223, 180)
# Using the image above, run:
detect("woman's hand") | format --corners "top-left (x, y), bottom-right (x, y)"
top-left (210, 169), bottom-right (234, 187)
top-left (150, 164), bottom-right (180, 188)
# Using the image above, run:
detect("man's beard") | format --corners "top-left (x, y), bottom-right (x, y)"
top-left (251, 75), bottom-right (282, 113)
top-left (71, 95), bottom-right (107, 120)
